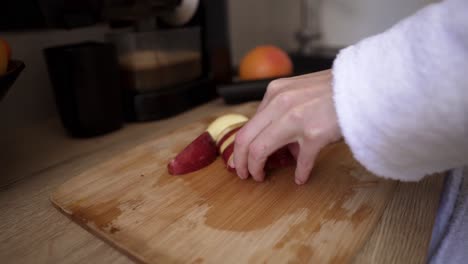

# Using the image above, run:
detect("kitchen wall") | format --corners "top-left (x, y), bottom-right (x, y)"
top-left (321, 0), bottom-right (436, 46)
top-left (228, 0), bottom-right (436, 64)
top-left (0, 0), bottom-right (436, 133)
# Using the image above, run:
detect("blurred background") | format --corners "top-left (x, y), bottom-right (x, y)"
top-left (0, 0), bottom-right (434, 131)
top-left (0, 0), bottom-right (434, 187)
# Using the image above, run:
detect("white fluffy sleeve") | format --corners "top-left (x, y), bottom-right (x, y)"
top-left (332, 0), bottom-right (468, 181)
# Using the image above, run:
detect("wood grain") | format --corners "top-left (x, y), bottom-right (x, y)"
top-left (51, 104), bottom-right (399, 263)
top-left (353, 175), bottom-right (444, 264)
top-left (0, 100), bottom-right (238, 263)
top-left (0, 100), bottom-right (445, 264)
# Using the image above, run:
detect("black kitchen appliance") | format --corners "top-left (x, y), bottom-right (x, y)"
top-left (2, 0), bottom-right (231, 121)
top-left (44, 42), bottom-right (123, 137)
top-left (105, 0), bottom-right (232, 121)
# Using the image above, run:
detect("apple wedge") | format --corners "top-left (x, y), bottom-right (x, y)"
top-left (168, 114), bottom-right (249, 175)
top-left (216, 123), bottom-right (244, 148)
top-left (168, 113), bottom-right (294, 176)
top-left (167, 132), bottom-right (218, 175)
top-left (206, 114), bottom-right (248, 141)
top-left (265, 147), bottom-right (296, 170)
top-left (218, 125), bottom-right (296, 172)
top-left (223, 143), bottom-right (295, 172)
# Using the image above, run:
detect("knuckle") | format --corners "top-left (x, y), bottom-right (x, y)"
top-left (303, 127), bottom-right (321, 141)
top-left (234, 127), bottom-right (249, 146)
top-left (248, 143), bottom-right (266, 162)
top-left (287, 106), bottom-right (304, 123)
top-left (273, 92), bottom-right (293, 107)
top-left (234, 130), bottom-right (248, 146)
top-left (266, 78), bottom-right (287, 95)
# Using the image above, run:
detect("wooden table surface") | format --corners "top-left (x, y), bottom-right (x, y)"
top-left (0, 100), bottom-right (444, 264)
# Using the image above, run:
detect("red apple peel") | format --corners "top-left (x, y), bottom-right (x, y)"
top-left (168, 132), bottom-right (218, 175)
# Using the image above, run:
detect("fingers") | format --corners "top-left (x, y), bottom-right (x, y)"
top-left (247, 101), bottom-right (327, 183)
top-left (294, 140), bottom-right (324, 185)
top-left (234, 88), bottom-right (313, 180)
top-left (246, 116), bottom-right (297, 181)
top-left (231, 69), bottom-right (337, 184)
top-left (256, 78), bottom-right (288, 114)
top-left (233, 93), bottom-right (292, 179)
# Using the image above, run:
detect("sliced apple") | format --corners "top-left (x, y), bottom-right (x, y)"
top-left (265, 147), bottom-right (296, 169)
top-left (224, 144), bottom-right (295, 172)
top-left (219, 133), bottom-right (237, 154)
top-left (167, 113), bottom-right (294, 176)
top-left (216, 122), bottom-right (245, 147)
top-left (0, 41), bottom-right (7, 75)
top-left (217, 126), bottom-right (242, 150)
top-left (218, 124), bottom-right (296, 172)
top-left (167, 114), bottom-right (248, 175)
top-left (221, 142), bottom-right (235, 163)
top-left (168, 131), bottom-right (218, 175)
top-left (206, 114), bottom-right (248, 141)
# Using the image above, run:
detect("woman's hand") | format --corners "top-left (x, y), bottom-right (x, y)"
top-left (228, 70), bottom-right (342, 184)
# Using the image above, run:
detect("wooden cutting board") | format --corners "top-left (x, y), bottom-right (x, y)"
top-left (51, 104), bottom-right (412, 263)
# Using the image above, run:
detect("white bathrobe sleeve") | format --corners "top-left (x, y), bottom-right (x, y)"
top-left (332, 0), bottom-right (468, 181)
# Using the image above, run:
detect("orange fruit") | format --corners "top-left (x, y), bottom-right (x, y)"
top-left (239, 45), bottom-right (293, 81)
top-left (0, 38), bottom-right (11, 61)
top-left (0, 41), bottom-right (8, 75)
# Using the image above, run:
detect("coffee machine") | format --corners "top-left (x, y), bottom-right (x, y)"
top-left (1, 0), bottom-right (232, 121)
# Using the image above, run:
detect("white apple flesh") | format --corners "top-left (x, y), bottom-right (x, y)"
top-left (168, 114), bottom-right (248, 175)
top-left (168, 113), bottom-right (295, 176)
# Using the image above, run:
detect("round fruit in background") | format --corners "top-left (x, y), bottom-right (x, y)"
top-left (0, 38), bottom-right (11, 61)
top-left (239, 45), bottom-right (293, 81)
top-left (0, 40), bottom-right (8, 75)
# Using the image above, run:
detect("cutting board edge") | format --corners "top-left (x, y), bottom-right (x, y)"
top-left (47, 100), bottom-right (445, 263)
top-left (47, 106), bottom-right (256, 264)
top-left (50, 196), bottom-right (150, 264)
top-left (48, 106), bottom-right (258, 205)
top-left (48, 120), bottom-right (207, 201)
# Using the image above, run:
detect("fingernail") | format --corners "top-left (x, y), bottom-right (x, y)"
top-left (253, 174), bottom-right (264, 182)
top-left (295, 178), bottom-right (304, 185)
top-left (228, 158), bottom-right (234, 168)
top-left (240, 169), bottom-right (249, 180)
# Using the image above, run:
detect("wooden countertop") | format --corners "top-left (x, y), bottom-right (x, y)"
top-left (0, 100), bottom-right (443, 263)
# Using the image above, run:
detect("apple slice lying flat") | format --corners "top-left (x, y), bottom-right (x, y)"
top-left (264, 147), bottom-right (295, 170)
top-left (167, 131), bottom-right (218, 175)
top-left (220, 127), bottom-right (296, 172)
top-left (168, 114), bottom-right (248, 175)
top-left (168, 113), bottom-right (295, 176)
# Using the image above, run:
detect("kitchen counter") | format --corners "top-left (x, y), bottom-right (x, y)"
top-left (0, 100), bottom-right (443, 263)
